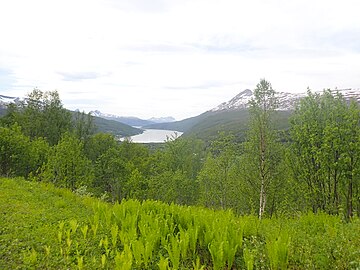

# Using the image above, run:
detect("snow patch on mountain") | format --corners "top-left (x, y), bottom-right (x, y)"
top-left (148, 116), bottom-right (176, 123)
top-left (211, 88), bottom-right (360, 112)
top-left (212, 89), bottom-right (253, 111)
top-left (90, 110), bottom-right (176, 126)
top-left (0, 94), bottom-right (23, 109)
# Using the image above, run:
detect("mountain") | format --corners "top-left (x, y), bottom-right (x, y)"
top-left (91, 110), bottom-right (154, 127)
top-left (148, 116), bottom-right (176, 123)
top-left (210, 89), bottom-right (306, 111)
top-left (92, 116), bottom-right (142, 137)
top-left (211, 88), bottom-right (360, 112)
top-left (91, 110), bottom-right (175, 127)
top-left (146, 88), bottom-right (360, 141)
top-left (143, 112), bottom-right (212, 132)
top-left (0, 94), bottom-right (22, 108)
top-left (211, 89), bottom-right (253, 111)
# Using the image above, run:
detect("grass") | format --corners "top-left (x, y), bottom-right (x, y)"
top-left (0, 177), bottom-right (94, 269)
top-left (1, 177), bottom-right (360, 269)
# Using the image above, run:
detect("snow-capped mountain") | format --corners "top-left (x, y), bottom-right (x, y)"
top-left (211, 88), bottom-right (360, 112)
top-left (90, 110), bottom-right (176, 126)
top-left (91, 110), bottom-right (141, 121)
top-left (211, 89), bottom-right (253, 111)
top-left (0, 94), bottom-right (22, 108)
top-left (148, 116), bottom-right (176, 123)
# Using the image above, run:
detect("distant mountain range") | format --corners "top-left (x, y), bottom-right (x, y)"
top-left (90, 110), bottom-right (175, 127)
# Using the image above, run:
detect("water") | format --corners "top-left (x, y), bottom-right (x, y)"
top-left (126, 129), bottom-right (183, 143)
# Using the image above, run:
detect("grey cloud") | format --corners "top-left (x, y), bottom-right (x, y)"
top-left (122, 43), bottom-right (194, 53)
top-left (105, 0), bottom-right (170, 13)
top-left (64, 98), bottom-right (105, 106)
top-left (0, 68), bottom-right (13, 76)
top-left (124, 61), bottom-right (142, 66)
top-left (324, 29), bottom-right (360, 53)
top-left (188, 34), bottom-right (263, 54)
top-left (122, 41), bottom-right (263, 55)
top-left (0, 68), bottom-right (16, 91)
top-left (190, 42), bottom-right (264, 54)
top-left (165, 80), bottom-right (245, 90)
top-left (58, 71), bottom-right (106, 82)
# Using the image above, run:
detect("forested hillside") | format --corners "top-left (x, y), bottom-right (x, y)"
top-left (91, 115), bottom-right (142, 137)
top-left (1, 82), bottom-right (359, 218)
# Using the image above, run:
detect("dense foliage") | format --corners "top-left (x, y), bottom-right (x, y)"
top-left (1, 85), bottom-right (360, 220)
top-left (1, 177), bottom-right (359, 269)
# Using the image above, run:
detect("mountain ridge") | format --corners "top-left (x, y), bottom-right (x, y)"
top-left (211, 88), bottom-right (360, 112)
top-left (90, 110), bottom-right (176, 127)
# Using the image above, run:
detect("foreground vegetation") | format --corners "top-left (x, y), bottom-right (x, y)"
top-left (1, 177), bottom-right (359, 269)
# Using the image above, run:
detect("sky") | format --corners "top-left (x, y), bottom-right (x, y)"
top-left (1, 0), bottom-right (360, 120)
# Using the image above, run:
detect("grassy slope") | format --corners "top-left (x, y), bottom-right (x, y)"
top-left (0, 178), bottom-right (94, 269)
top-left (1, 177), bottom-right (359, 269)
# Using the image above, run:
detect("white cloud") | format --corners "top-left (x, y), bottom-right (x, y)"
top-left (0, 0), bottom-right (360, 119)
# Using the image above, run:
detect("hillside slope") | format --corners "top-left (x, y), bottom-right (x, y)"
top-left (92, 115), bottom-right (142, 137)
top-left (143, 111), bottom-right (214, 132)
top-left (1, 178), bottom-right (359, 269)
top-left (0, 178), bottom-right (94, 269)
top-left (183, 110), bottom-right (292, 141)
top-left (146, 109), bottom-right (292, 141)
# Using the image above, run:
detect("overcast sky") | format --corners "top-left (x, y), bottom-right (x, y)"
top-left (1, 0), bottom-right (360, 120)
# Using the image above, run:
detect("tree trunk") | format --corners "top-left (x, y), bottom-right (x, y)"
top-left (259, 177), bottom-right (266, 219)
top-left (347, 179), bottom-right (353, 219)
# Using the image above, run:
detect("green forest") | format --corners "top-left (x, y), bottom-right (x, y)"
top-left (1, 79), bottom-right (360, 269)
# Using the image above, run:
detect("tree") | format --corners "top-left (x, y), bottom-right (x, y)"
top-left (245, 79), bottom-right (279, 219)
top-left (148, 136), bottom-right (204, 205)
top-left (290, 89), bottom-right (360, 217)
top-left (2, 89), bottom-right (72, 145)
top-left (94, 146), bottom-right (131, 200)
top-left (0, 124), bottom-right (50, 178)
top-left (41, 91), bottom-right (72, 145)
top-left (198, 132), bottom-right (240, 210)
top-left (73, 110), bottom-right (95, 142)
top-left (40, 133), bottom-right (94, 190)
top-left (342, 100), bottom-right (360, 218)
top-left (84, 133), bottom-right (118, 162)
top-left (0, 125), bottom-right (31, 177)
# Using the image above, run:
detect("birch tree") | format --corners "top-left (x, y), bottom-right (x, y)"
top-left (245, 79), bottom-right (279, 219)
